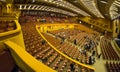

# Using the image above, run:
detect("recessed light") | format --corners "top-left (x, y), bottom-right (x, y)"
top-left (100, 1), bottom-right (107, 4)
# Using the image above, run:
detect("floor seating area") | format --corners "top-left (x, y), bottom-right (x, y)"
top-left (42, 33), bottom-right (89, 64)
top-left (100, 37), bottom-right (120, 60)
top-left (48, 29), bottom-right (100, 56)
top-left (48, 29), bottom-right (81, 39)
top-left (43, 28), bottom-right (120, 72)
top-left (106, 61), bottom-right (120, 72)
top-left (21, 23), bottom-right (94, 72)
top-left (100, 37), bottom-right (120, 72)
top-left (20, 22), bottom-right (120, 72)
top-left (0, 20), bottom-right (16, 33)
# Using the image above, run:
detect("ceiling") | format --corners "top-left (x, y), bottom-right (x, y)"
top-left (10, 0), bottom-right (120, 20)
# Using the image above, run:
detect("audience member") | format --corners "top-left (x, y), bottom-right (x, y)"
top-left (41, 40), bottom-right (46, 45)
top-left (74, 39), bottom-right (77, 45)
top-left (98, 53), bottom-right (102, 58)
top-left (92, 50), bottom-right (96, 56)
top-left (89, 55), bottom-right (95, 65)
top-left (70, 63), bottom-right (75, 71)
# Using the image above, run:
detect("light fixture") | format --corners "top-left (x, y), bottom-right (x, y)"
top-left (19, 5), bottom-right (22, 9)
top-left (0, 0), bottom-right (6, 2)
top-left (41, 0), bottom-right (91, 16)
top-left (35, 6), bottom-right (40, 9)
top-left (24, 5), bottom-right (27, 9)
top-left (100, 1), bottom-right (107, 4)
top-left (18, 4), bottom-right (78, 16)
top-left (32, 5), bottom-right (36, 9)
top-left (80, 0), bottom-right (104, 18)
top-left (32, 0), bottom-right (35, 3)
top-left (110, 0), bottom-right (120, 20)
top-left (28, 5), bottom-right (31, 9)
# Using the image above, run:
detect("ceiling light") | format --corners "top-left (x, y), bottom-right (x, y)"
top-left (32, 0), bottom-right (35, 3)
top-left (19, 5), bottom-right (22, 9)
top-left (32, 5), bottom-right (36, 9)
top-left (18, 4), bottom-right (77, 16)
top-left (100, 1), bottom-right (107, 4)
top-left (42, 0), bottom-right (90, 16)
top-left (74, 0), bottom-right (78, 3)
top-left (35, 6), bottom-right (40, 9)
top-left (80, 0), bottom-right (104, 18)
top-left (49, 0), bottom-right (53, 2)
top-left (24, 5), bottom-right (27, 9)
top-left (28, 5), bottom-right (31, 9)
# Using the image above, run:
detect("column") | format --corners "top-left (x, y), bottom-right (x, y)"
top-left (113, 19), bottom-right (120, 38)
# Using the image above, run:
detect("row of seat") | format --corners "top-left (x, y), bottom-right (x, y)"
top-left (19, 15), bottom-right (76, 23)
top-left (100, 37), bottom-right (120, 60)
top-left (21, 23), bottom-right (94, 72)
top-left (49, 29), bottom-right (81, 38)
top-left (0, 20), bottom-right (16, 33)
top-left (106, 61), bottom-right (120, 72)
top-left (42, 33), bottom-right (89, 64)
top-left (48, 29), bottom-right (100, 56)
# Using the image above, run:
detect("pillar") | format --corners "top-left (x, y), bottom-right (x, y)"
top-left (113, 18), bottom-right (120, 38)
top-left (6, 4), bottom-right (12, 13)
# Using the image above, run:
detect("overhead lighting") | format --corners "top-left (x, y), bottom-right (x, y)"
top-left (32, 5), bottom-right (36, 9)
top-left (114, 0), bottom-right (120, 5)
top-left (35, 6), bottom-right (40, 9)
top-left (32, 0), bottom-right (35, 3)
top-left (104, 14), bottom-right (108, 16)
top-left (18, 4), bottom-right (77, 16)
top-left (42, 0), bottom-right (90, 16)
top-left (28, 5), bottom-right (31, 9)
top-left (114, 1), bottom-right (120, 7)
top-left (74, 0), bottom-right (78, 3)
top-left (19, 5), bottom-right (22, 9)
top-left (100, 1), bottom-right (107, 4)
top-left (24, 5), bottom-right (27, 9)
top-left (48, 0), bottom-right (53, 2)
top-left (0, 0), bottom-right (6, 2)
top-left (80, 0), bottom-right (104, 18)
top-left (110, 1), bottom-right (120, 20)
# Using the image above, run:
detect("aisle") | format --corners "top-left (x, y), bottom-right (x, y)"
top-left (91, 57), bottom-right (107, 72)
top-left (91, 36), bottom-right (107, 72)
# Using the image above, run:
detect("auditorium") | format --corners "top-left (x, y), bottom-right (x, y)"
top-left (0, 0), bottom-right (120, 72)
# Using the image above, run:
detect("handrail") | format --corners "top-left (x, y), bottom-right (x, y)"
top-left (112, 40), bottom-right (120, 54)
top-left (0, 20), bottom-right (21, 37)
top-left (36, 25), bottom-right (95, 71)
top-left (4, 40), bottom-right (56, 72)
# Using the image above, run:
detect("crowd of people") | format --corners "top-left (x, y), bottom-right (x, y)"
top-left (72, 35), bottom-right (99, 65)
top-left (49, 29), bottom-right (101, 65)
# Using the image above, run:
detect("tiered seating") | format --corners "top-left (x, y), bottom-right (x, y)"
top-left (42, 33), bottom-right (89, 64)
top-left (0, 21), bottom-right (16, 33)
top-left (68, 32), bottom-right (89, 46)
top-left (106, 61), bottom-right (120, 72)
top-left (49, 29), bottom-right (81, 39)
top-left (49, 29), bottom-right (100, 56)
top-left (41, 16), bottom-right (76, 23)
top-left (19, 13), bottom-right (76, 23)
top-left (100, 37), bottom-right (120, 60)
top-left (21, 23), bottom-right (94, 72)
